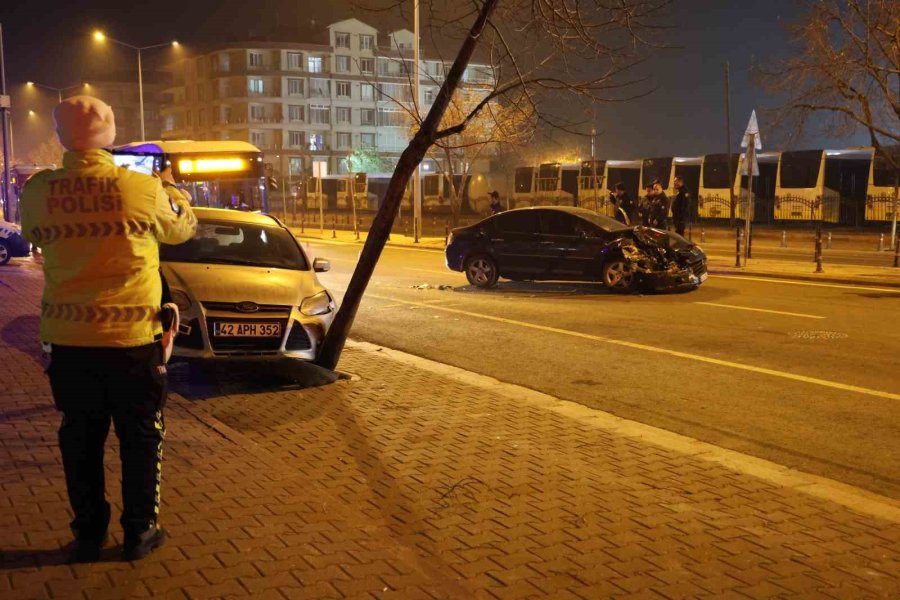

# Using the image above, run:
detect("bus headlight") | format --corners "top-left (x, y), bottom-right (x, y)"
top-left (300, 291), bottom-right (333, 316)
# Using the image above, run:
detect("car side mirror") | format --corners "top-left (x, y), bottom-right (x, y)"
top-left (313, 258), bottom-right (331, 273)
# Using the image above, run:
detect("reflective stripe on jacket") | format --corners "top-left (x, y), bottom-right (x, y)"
top-left (20, 149), bottom-right (197, 347)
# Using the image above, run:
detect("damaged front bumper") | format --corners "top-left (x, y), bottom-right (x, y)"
top-left (621, 244), bottom-right (703, 292)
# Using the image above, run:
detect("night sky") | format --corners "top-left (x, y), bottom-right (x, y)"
top-left (1, 0), bottom-right (868, 160)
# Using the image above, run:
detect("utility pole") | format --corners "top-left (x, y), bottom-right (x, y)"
top-left (724, 61), bottom-right (735, 228)
top-left (0, 23), bottom-right (11, 222)
top-left (412, 0), bottom-right (421, 242)
top-left (590, 127), bottom-right (597, 211)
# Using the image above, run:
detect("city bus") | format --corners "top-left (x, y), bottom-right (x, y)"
top-left (112, 140), bottom-right (268, 211)
top-left (729, 152), bottom-right (780, 222)
top-left (865, 146), bottom-right (899, 223)
top-left (534, 162), bottom-right (578, 206)
top-left (698, 154), bottom-right (739, 220)
top-left (513, 166), bottom-right (536, 207)
top-left (774, 149), bottom-right (839, 222)
top-left (578, 160), bottom-right (608, 215)
top-left (640, 156), bottom-right (702, 215)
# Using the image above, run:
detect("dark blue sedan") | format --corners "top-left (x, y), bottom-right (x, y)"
top-left (445, 207), bottom-right (707, 292)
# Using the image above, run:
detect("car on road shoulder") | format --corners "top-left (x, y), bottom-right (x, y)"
top-left (160, 208), bottom-right (335, 361)
top-left (445, 207), bottom-right (707, 292)
top-left (0, 220), bottom-right (31, 266)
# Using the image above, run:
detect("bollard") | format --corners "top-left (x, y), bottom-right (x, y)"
top-left (300, 218), bottom-right (305, 234)
top-left (781, 230), bottom-right (787, 248)
top-left (735, 226), bottom-right (742, 268)
top-left (879, 233), bottom-right (885, 251)
top-left (355, 218), bottom-right (360, 240)
top-left (700, 228), bottom-right (706, 243)
top-left (815, 226), bottom-right (824, 273)
top-left (894, 236), bottom-right (900, 268)
top-left (444, 223), bottom-right (450, 247)
top-left (332, 216), bottom-right (336, 239)
top-left (826, 231), bottom-right (832, 249)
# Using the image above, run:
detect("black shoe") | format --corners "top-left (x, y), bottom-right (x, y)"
top-left (67, 535), bottom-right (107, 564)
top-left (123, 527), bottom-right (166, 561)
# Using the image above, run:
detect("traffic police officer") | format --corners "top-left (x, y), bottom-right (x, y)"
top-left (20, 96), bottom-right (197, 562)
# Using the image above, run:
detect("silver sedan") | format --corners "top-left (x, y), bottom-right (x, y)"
top-left (160, 208), bottom-right (335, 361)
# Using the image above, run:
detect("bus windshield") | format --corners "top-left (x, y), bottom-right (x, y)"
top-left (872, 148), bottom-right (900, 187)
top-left (642, 157), bottom-right (673, 188)
top-left (702, 154), bottom-right (737, 189)
top-left (514, 167), bottom-right (534, 193)
top-left (779, 150), bottom-right (822, 188)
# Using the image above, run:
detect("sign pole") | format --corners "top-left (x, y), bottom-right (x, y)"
top-left (0, 23), bottom-right (12, 222)
top-left (744, 134), bottom-right (754, 263)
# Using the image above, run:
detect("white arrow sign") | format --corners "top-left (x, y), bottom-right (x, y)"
top-left (740, 152), bottom-right (759, 176)
top-left (741, 110), bottom-right (762, 150)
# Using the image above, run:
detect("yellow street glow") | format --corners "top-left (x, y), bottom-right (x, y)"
top-left (93, 31), bottom-right (106, 42)
top-left (178, 157), bottom-right (247, 174)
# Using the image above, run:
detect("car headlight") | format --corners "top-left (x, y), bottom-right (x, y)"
top-left (300, 290), bottom-right (333, 316)
top-left (169, 288), bottom-right (192, 312)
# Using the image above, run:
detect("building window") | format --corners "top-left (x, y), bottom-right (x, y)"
top-left (249, 52), bottom-right (263, 67)
top-left (309, 133), bottom-right (325, 151)
top-left (377, 108), bottom-right (406, 127)
top-left (360, 34), bottom-right (374, 50)
top-left (360, 58), bottom-right (374, 74)
top-left (360, 84), bottom-right (374, 101)
top-left (360, 133), bottom-right (375, 147)
top-left (336, 107), bottom-right (351, 124)
top-left (223, 106), bottom-right (232, 123)
top-left (164, 115), bottom-right (175, 131)
top-left (335, 32), bottom-right (351, 49)
top-left (249, 78), bottom-right (264, 94)
top-left (185, 110), bottom-right (192, 127)
top-left (309, 105), bottom-right (330, 125)
top-left (308, 56), bottom-right (323, 73)
top-left (336, 81), bottom-right (351, 98)
top-left (250, 104), bottom-right (265, 120)
top-left (289, 157), bottom-right (303, 175)
top-left (288, 105), bottom-right (304, 122)
top-left (309, 79), bottom-right (330, 98)
top-left (198, 108), bottom-right (206, 126)
top-left (335, 55), bottom-right (350, 73)
top-left (359, 108), bottom-right (375, 126)
top-left (424, 88), bottom-right (435, 103)
top-left (251, 131), bottom-right (265, 147)
top-left (287, 78), bottom-right (304, 96)
top-left (287, 52), bottom-right (303, 70)
top-left (336, 132), bottom-right (352, 149)
top-left (218, 52), bottom-right (230, 72)
top-left (289, 131), bottom-right (305, 147)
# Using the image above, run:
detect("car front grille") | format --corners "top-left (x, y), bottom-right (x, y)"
top-left (690, 259), bottom-right (707, 277)
top-left (285, 321), bottom-right (312, 351)
top-left (206, 317), bottom-right (288, 352)
top-left (201, 301), bottom-right (292, 315)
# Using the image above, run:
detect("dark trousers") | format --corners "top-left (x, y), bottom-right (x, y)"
top-left (48, 343), bottom-right (167, 540)
top-left (674, 220), bottom-right (686, 236)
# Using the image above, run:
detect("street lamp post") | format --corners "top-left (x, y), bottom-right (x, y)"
top-left (93, 31), bottom-right (177, 141)
top-left (26, 81), bottom-right (88, 104)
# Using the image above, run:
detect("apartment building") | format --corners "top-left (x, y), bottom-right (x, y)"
top-left (159, 18), bottom-right (493, 177)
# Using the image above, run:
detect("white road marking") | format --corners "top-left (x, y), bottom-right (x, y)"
top-left (365, 292), bottom-right (900, 401)
top-left (712, 274), bottom-right (900, 294)
top-left (695, 301), bottom-right (826, 320)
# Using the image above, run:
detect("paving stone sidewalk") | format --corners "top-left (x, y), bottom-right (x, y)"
top-left (1, 261), bottom-right (899, 599)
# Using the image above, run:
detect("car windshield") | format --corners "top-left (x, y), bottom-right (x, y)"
top-left (160, 219), bottom-right (308, 270)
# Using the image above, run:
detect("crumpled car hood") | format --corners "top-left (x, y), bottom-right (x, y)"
top-left (161, 262), bottom-right (323, 306)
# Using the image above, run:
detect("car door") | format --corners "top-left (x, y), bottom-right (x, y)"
top-left (489, 210), bottom-right (545, 278)
top-left (538, 211), bottom-right (601, 278)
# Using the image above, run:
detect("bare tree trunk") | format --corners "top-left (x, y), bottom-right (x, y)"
top-left (315, 0), bottom-right (499, 370)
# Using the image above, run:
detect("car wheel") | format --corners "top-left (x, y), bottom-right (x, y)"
top-left (0, 240), bottom-right (11, 266)
top-left (602, 258), bottom-right (636, 292)
top-left (465, 254), bottom-right (499, 288)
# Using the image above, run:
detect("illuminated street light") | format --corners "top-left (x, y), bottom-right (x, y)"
top-left (92, 31), bottom-right (179, 140)
top-left (28, 110), bottom-right (35, 116)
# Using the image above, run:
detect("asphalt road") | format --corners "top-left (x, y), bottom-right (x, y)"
top-left (304, 236), bottom-right (900, 499)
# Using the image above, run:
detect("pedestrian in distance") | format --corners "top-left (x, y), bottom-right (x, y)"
top-left (611, 182), bottom-right (637, 226)
top-left (639, 183), bottom-right (655, 226)
top-left (489, 190), bottom-right (503, 215)
top-left (650, 179), bottom-right (669, 229)
top-left (671, 175), bottom-right (690, 237)
top-left (19, 96), bottom-right (198, 563)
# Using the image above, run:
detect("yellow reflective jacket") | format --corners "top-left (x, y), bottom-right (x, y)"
top-left (20, 149), bottom-right (198, 347)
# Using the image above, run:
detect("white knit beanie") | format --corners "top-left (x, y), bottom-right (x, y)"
top-left (53, 95), bottom-right (116, 151)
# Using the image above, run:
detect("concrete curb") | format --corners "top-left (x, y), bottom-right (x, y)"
top-left (345, 339), bottom-right (900, 524)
